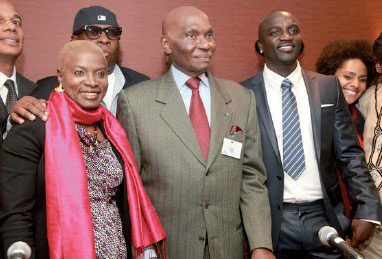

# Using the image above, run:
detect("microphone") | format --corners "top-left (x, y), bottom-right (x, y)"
top-left (7, 241), bottom-right (31, 259)
top-left (318, 226), bottom-right (364, 259)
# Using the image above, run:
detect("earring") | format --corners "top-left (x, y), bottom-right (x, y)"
top-left (259, 49), bottom-right (263, 54)
top-left (55, 83), bottom-right (64, 92)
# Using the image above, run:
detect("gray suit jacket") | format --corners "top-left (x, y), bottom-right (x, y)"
top-left (0, 72), bottom-right (37, 147)
top-left (117, 70), bottom-right (272, 258)
top-left (241, 70), bottom-right (382, 250)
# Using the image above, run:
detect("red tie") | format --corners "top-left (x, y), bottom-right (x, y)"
top-left (186, 77), bottom-right (210, 161)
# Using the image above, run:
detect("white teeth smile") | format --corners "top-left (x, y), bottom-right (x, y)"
top-left (82, 92), bottom-right (98, 98)
top-left (344, 89), bottom-right (356, 96)
top-left (279, 46), bottom-right (293, 51)
top-left (1, 39), bottom-right (17, 43)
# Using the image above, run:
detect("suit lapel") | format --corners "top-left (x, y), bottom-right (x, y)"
top-left (206, 75), bottom-right (232, 171)
top-left (16, 73), bottom-right (30, 99)
top-left (157, 71), bottom-right (206, 166)
top-left (120, 69), bottom-right (132, 89)
top-left (302, 70), bottom-right (321, 163)
top-left (251, 73), bottom-right (281, 162)
top-left (0, 98), bottom-right (6, 134)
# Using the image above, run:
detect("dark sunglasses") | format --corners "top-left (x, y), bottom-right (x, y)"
top-left (76, 25), bottom-right (122, 40)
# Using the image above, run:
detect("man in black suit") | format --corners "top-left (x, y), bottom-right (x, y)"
top-left (0, 0), bottom-right (36, 147)
top-left (241, 10), bottom-right (382, 258)
top-left (11, 6), bottom-right (148, 123)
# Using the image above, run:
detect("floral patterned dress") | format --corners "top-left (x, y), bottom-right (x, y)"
top-left (76, 124), bottom-right (127, 258)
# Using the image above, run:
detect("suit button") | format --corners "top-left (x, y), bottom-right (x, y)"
top-left (204, 203), bottom-right (209, 209)
top-left (277, 203), bottom-right (281, 209)
top-left (199, 236), bottom-right (205, 242)
top-left (277, 174), bottom-right (282, 180)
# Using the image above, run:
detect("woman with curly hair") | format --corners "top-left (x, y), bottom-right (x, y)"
top-left (316, 40), bottom-right (375, 138)
top-left (318, 39), bottom-right (382, 258)
top-left (316, 40), bottom-right (376, 250)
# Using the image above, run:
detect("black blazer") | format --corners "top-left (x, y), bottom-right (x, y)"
top-left (0, 73), bottom-right (37, 147)
top-left (241, 70), bottom-right (382, 250)
top-left (31, 66), bottom-right (149, 100)
top-left (0, 119), bottom-right (132, 258)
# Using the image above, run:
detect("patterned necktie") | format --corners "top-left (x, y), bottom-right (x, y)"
top-left (186, 77), bottom-right (210, 161)
top-left (281, 78), bottom-right (305, 180)
top-left (4, 79), bottom-right (17, 115)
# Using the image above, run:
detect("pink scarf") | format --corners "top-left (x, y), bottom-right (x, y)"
top-left (44, 91), bottom-right (166, 258)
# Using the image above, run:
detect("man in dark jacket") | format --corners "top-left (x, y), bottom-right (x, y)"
top-left (10, 5), bottom-right (148, 122)
top-left (0, 0), bottom-right (36, 147)
top-left (241, 10), bottom-right (382, 258)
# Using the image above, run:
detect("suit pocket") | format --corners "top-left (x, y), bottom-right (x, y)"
top-left (329, 181), bottom-right (342, 204)
top-left (236, 223), bottom-right (244, 242)
top-left (236, 223), bottom-right (243, 232)
top-left (321, 106), bottom-right (335, 113)
top-left (225, 132), bottom-right (245, 143)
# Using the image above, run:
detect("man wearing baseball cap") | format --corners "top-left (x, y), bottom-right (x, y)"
top-left (11, 5), bottom-right (149, 122)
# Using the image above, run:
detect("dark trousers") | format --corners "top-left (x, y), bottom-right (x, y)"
top-left (275, 200), bottom-right (342, 259)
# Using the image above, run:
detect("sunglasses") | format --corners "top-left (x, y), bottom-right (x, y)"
top-left (77, 25), bottom-right (122, 40)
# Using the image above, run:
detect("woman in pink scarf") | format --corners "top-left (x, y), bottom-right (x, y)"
top-left (0, 40), bottom-right (166, 259)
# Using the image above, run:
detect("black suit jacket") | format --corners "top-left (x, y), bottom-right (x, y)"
top-left (32, 66), bottom-right (149, 100)
top-left (0, 73), bottom-right (37, 146)
top-left (241, 70), bottom-right (382, 250)
top-left (0, 119), bottom-right (132, 258)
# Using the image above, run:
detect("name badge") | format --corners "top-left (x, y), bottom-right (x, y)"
top-left (221, 138), bottom-right (242, 159)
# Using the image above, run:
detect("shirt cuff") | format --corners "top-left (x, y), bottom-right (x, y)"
top-left (137, 248), bottom-right (157, 259)
top-left (361, 219), bottom-right (381, 226)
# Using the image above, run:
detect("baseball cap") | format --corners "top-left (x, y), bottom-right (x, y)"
top-left (72, 6), bottom-right (119, 34)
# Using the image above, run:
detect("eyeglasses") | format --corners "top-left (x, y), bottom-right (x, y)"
top-left (76, 25), bottom-right (122, 40)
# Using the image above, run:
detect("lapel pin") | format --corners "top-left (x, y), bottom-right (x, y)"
top-left (225, 113), bottom-right (229, 118)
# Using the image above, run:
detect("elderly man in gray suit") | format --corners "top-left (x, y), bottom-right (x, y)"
top-left (117, 6), bottom-right (274, 259)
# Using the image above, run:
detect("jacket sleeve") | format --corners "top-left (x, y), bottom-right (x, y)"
top-left (240, 89), bottom-right (273, 251)
top-left (0, 119), bottom-right (44, 257)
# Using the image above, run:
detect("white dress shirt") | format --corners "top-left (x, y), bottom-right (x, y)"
top-left (263, 62), bottom-right (323, 203)
top-left (171, 65), bottom-right (211, 125)
top-left (102, 64), bottom-right (125, 116)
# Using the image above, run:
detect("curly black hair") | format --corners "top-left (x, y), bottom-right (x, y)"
top-left (315, 40), bottom-right (375, 86)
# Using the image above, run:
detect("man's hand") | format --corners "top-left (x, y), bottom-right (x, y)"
top-left (251, 248), bottom-right (275, 259)
top-left (346, 219), bottom-right (375, 248)
top-left (10, 96), bottom-right (49, 124)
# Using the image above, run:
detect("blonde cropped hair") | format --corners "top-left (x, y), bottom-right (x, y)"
top-left (58, 40), bottom-right (106, 71)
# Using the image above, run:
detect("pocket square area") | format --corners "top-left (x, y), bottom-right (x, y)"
top-left (321, 104), bottom-right (334, 107)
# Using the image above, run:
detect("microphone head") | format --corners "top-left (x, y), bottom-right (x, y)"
top-left (7, 241), bottom-right (31, 259)
top-left (318, 226), bottom-right (338, 246)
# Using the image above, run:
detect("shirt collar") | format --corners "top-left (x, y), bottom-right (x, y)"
top-left (171, 65), bottom-right (209, 90)
top-left (0, 67), bottom-right (17, 89)
top-left (263, 61), bottom-right (302, 90)
top-left (112, 64), bottom-right (125, 86)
